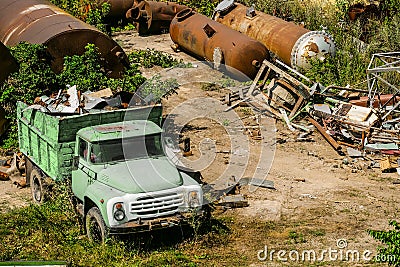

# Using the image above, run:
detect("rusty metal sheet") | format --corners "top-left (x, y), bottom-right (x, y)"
top-left (0, 41), bottom-right (18, 84)
top-left (0, 0), bottom-right (128, 78)
top-left (169, 9), bottom-right (269, 80)
top-left (214, 1), bottom-right (336, 70)
top-left (126, 1), bottom-right (187, 35)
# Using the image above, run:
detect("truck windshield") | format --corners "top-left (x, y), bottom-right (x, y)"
top-left (90, 134), bottom-right (164, 164)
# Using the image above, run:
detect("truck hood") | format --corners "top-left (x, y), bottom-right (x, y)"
top-left (96, 156), bottom-right (182, 194)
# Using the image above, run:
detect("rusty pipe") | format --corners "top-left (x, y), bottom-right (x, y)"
top-left (0, 41), bottom-right (18, 85)
top-left (0, 0), bottom-right (129, 78)
top-left (126, 1), bottom-right (188, 35)
top-left (214, 1), bottom-right (336, 70)
top-left (170, 8), bottom-right (270, 80)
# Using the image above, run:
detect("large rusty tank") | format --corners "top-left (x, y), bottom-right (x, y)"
top-left (170, 9), bottom-right (269, 80)
top-left (95, 0), bottom-right (135, 18)
top-left (0, 41), bottom-right (18, 84)
top-left (126, 1), bottom-right (187, 35)
top-left (213, 1), bottom-right (336, 70)
top-left (0, 0), bottom-right (129, 78)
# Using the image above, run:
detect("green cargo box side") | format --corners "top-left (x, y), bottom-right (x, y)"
top-left (17, 102), bottom-right (162, 181)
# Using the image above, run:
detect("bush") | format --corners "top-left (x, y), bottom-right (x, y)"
top-left (0, 43), bottom-right (58, 117)
top-left (129, 49), bottom-right (183, 68)
top-left (0, 43), bottom-right (146, 149)
top-left (171, 0), bottom-right (218, 17)
top-left (369, 220), bottom-right (400, 266)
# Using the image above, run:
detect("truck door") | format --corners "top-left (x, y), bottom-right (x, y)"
top-left (72, 138), bottom-right (95, 201)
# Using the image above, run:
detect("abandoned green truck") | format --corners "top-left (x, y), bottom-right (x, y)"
top-left (17, 102), bottom-right (203, 242)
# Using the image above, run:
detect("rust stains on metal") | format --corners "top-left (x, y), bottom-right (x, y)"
top-left (214, 1), bottom-right (336, 70)
top-left (126, 0), bottom-right (187, 35)
top-left (0, 0), bottom-right (129, 78)
top-left (0, 41), bottom-right (18, 84)
top-left (305, 42), bottom-right (319, 54)
top-left (169, 8), bottom-right (269, 80)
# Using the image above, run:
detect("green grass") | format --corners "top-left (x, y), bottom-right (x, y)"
top-left (0, 197), bottom-right (198, 266)
top-left (0, 184), bottom-right (232, 266)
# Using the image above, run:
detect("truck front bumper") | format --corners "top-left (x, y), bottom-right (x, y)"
top-left (109, 212), bottom-right (201, 234)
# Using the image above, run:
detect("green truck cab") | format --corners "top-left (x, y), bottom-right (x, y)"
top-left (17, 102), bottom-right (203, 242)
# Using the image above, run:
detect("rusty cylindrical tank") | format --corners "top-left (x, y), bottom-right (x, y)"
top-left (0, 41), bottom-right (18, 84)
top-left (0, 0), bottom-right (129, 78)
top-left (126, 1), bottom-right (188, 35)
top-left (170, 9), bottom-right (269, 80)
top-left (94, 0), bottom-right (135, 18)
top-left (214, 1), bottom-right (336, 70)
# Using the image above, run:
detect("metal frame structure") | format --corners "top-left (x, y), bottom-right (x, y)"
top-left (367, 52), bottom-right (400, 119)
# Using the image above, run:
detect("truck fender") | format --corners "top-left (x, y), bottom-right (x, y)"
top-left (83, 194), bottom-right (110, 227)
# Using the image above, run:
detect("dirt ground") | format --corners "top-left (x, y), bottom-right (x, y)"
top-left (1, 32), bottom-right (399, 266)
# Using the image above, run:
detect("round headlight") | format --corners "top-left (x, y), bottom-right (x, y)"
top-left (114, 209), bottom-right (125, 221)
top-left (188, 191), bottom-right (200, 208)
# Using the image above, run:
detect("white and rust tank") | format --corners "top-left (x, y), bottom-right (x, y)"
top-left (214, 0), bottom-right (336, 70)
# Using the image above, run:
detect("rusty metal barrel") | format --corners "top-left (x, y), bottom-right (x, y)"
top-left (0, 41), bottom-right (18, 84)
top-left (126, 1), bottom-right (188, 35)
top-left (170, 9), bottom-right (269, 80)
top-left (0, 0), bottom-right (129, 78)
top-left (214, 1), bottom-right (336, 70)
top-left (95, 0), bottom-right (135, 18)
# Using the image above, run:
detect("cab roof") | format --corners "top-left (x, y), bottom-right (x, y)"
top-left (77, 120), bottom-right (162, 142)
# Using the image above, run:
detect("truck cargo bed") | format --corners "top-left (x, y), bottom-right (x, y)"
top-left (17, 102), bottom-right (162, 181)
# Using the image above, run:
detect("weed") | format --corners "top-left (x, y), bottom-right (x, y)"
top-left (111, 23), bottom-right (136, 33)
top-left (129, 49), bottom-right (183, 68)
top-left (139, 74), bottom-right (179, 103)
top-left (288, 230), bottom-right (306, 244)
top-left (201, 83), bottom-right (223, 92)
top-left (309, 229), bottom-right (326, 237)
top-left (238, 107), bottom-right (254, 116)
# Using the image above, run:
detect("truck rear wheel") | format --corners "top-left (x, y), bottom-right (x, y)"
top-left (30, 168), bottom-right (46, 204)
top-left (86, 207), bottom-right (108, 242)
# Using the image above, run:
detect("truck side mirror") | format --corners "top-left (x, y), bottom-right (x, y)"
top-left (72, 156), bottom-right (79, 171)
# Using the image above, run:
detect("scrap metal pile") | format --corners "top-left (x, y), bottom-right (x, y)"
top-left (244, 52), bottom-right (400, 175)
top-left (30, 86), bottom-right (139, 115)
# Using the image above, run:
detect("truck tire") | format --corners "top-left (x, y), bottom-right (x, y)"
top-left (86, 207), bottom-right (108, 242)
top-left (30, 168), bottom-right (47, 204)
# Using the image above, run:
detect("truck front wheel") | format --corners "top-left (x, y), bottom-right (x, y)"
top-left (86, 207), bottom-right (108, 242)
top-left (30, 168), bottom-right (46, 204)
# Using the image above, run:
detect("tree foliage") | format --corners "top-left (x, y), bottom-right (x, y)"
top-left (369, 221), bottom-right (400, 266)
top-left (49, 0), bottom-right (110, 33)
top-left (172, 0), bottom-right (218, 17)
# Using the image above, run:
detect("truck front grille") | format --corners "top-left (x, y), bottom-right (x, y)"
top-left (130, 192), bottom-right (184, 219)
